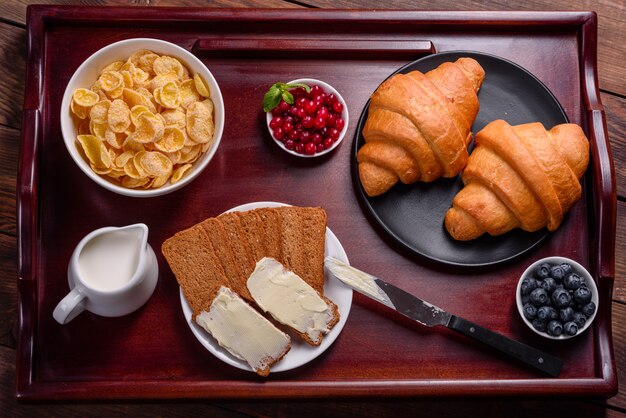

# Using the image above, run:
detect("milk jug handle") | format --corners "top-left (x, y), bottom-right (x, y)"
top-left (53, 288), bottom-right (87, 324)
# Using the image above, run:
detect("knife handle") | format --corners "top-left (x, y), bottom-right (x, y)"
top-left (447, 315), bottom-right (563, 377)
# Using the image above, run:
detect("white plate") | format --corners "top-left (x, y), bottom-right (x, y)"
top-left (180, 201), bottom-right (352, 373)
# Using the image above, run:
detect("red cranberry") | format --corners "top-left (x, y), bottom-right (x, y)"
top-left (269, 116), bottom-right (283, 130)
top-left (283, 122), bottom-right (294, 134)
top-left (296, 97), bottom-right (307, 108)
top-left (279, 100), bottom-right (290, 112)
top-left (309, 85), bottom-right (322, 98)
top-left (300, 131), bottom-right (311, 143)
top-left (271, 107), bottom-right (282, 116)
top-left (273, 127), bottom-right (285, 140)
top-left (323, 137), bottom-right (334, 149)
top-left (283, 115), bottom-right (294, 125)
top-left (335, 118), bottom-right (345, 131)
top-left (316, 143), bottom-right (325, 153)
top-left (288, 130), bottom-right (299, 141)
top-left (312, 133), bottom-right (322, 144)
top-left (305, 142), bottom-right (316, 155)
top-left (285, 139), bottom-right (295, 150)
top-left (317, 107), bottom-right (328, 119)
top-left (292, 87), bottom-right (306, 99)
top-left (333, 101), bottom-right (344, 113)
top-left (288, 106), bottom-right (298, 116)
top-left (329, 128), bottom-right (340, 140)
top-left (326, 114), bottom-right (337, 127)
top-left (295, 123), bottom-right (304, 132)
top-left (314, 116), bottom-right (325, 130)
top-left (302, 116), bottom-right (314, 128)
top-left (296, 107), bottom-right (306, 118)
top-left (304, 100), bottom-right (317, 114)
top-left (294, 142), bottom-right (305, 154)
top-left (326, 93), bottom-right (337, 105)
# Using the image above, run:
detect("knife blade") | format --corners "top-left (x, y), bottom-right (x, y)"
top-left (325, 256), bottom-right (562, 377)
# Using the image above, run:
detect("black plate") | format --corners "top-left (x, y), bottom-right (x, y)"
top-left (352, 51), bottom-right (569, 267)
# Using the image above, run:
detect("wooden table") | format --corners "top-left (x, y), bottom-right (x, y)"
top-left (1, 0), bottom-right (625, 416)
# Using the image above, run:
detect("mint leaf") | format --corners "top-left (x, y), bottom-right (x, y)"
top-left (284, 82), bottom-right (311, 93)
top-left (262, 84), bottom-right (282, 112)
top-left (281, 91), bottom-right (294, 104)
top-left (262, 81), bottom-right (310, 112)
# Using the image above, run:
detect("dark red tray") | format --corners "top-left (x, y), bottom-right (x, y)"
top-left (17, 6), bottom-right (616, 400)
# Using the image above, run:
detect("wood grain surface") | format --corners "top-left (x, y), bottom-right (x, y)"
top-left (1, 0), bottom-right (625, 416)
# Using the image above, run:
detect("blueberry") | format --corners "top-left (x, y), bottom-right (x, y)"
top-left (574, 286), bottom-right (592, 305)
top-left (537, 306), bottom-right (558, 321)
top-left (532, 319), bottom-right (547, 332)
top-left (560, 263), bottom-right (573, 276)
top-left (572, 311), bottom-right (587, 328)
top-left (559, 307), bottom-right (575, 323)
top-left (582, 301), bottom-right (596, 317)
top-left (564, 273), bottom-right (583, 290)
top-left (534, 263), bottom-right (551, 280)
top-left (551, 288), bottom-right (572, 309)
top-left (521, 294), bottom-right (530, 305)
top-left (520, 277), bottom-right (539, 295)
top-left (547, 320), bottom-right (563, 336)
top-left (541, 277), bottom-right (557, 293)
top-left (550, 265), bottom-right (566, 282)
top-left (529, 288), bottom-right (549, 306)
top-left (564, 321), bottom-right (579, 336)
top-left (522, 303), bottom-right (538, 320)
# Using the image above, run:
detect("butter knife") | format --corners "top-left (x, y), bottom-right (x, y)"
top-left (325, 256), bottom-right (562, 377)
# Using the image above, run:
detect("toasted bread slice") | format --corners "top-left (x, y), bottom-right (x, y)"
top-left (161, 225), bottom-right (228, 319)
top-left (199, 217), bottom-right (253, 302)
top-left (218, 212), bottom-right (256, 284)
top-left (235, 210), bottom-right (267, 263)
top-left (278, 206), bottom-right (327, 294)
top-left (254, 207), bottom-right (284, 262)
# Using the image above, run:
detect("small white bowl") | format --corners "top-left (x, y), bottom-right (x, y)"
top-left (61, 38), bottom-right (224, 197)
top-left (516, 256), bottom-right (598, 340)
top-left (265, 78), bottom-right (348, 158)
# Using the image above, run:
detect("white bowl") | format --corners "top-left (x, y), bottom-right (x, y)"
top-left (265, 78), bottom-right (348, 158)
top-left (60, 38), bottom-right (224, 197)
top-left (516, 256), bottom-right (598, 340)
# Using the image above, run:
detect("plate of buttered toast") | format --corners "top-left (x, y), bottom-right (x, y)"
top-left (162, 202), bottom-right (352, 376)
top-left (353, 51), bottom-right (589, 266)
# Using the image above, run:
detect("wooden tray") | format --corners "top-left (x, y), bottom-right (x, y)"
top-left (17, 6), bottom-right (617, 400)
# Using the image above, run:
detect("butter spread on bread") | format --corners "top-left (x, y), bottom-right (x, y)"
top-left (195, 286), bottom-right (291, 376)
top-left (247, 257), bottom-right (339, 346)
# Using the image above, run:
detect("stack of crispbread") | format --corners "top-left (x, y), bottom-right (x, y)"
top-left (162, 206), bottom-right (333, 375)
top-left (162, 206), bottom-right (328, 319)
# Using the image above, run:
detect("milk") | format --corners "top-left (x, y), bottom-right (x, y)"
top-left (77, 229), bottom-right (142, 291)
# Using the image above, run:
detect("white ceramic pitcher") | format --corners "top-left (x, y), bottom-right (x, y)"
top-left (53, 223), bottom-right (158, 324)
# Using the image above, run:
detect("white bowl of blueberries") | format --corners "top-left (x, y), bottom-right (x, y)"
top-left (516, 256), bottom-right (598, 340)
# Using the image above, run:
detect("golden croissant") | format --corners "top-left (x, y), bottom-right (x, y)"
top-left (357, 57), bottom-right (485, 197)
top-left (444, 120), bottom-right (590, 241)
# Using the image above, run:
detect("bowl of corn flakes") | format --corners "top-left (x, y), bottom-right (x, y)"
top-left (61, 38), bottom-right (224, 197)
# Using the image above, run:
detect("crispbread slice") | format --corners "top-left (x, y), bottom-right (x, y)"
top-left (235, 210), bottom-right (267, 263)
top-left (254, 207), bottom-right (283, 262)
top-left (161, 225), bottom-right (228, 319)
top-left (199, 217), bottom-right (252, 301)
top-left (278, 206), bottom-right (327, 294)
top-left (218, 212), bottom-right (256, 283)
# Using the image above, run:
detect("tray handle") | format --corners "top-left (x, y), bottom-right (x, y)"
top-left (192, 38), bottom-right (435, 59)
top-left (17, 108), bottom-right (40, 284)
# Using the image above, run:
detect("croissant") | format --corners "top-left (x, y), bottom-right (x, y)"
top-left (357, 57), bottom-right (485, 197)
top-left (444, 120), bottom-right (590, 241)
